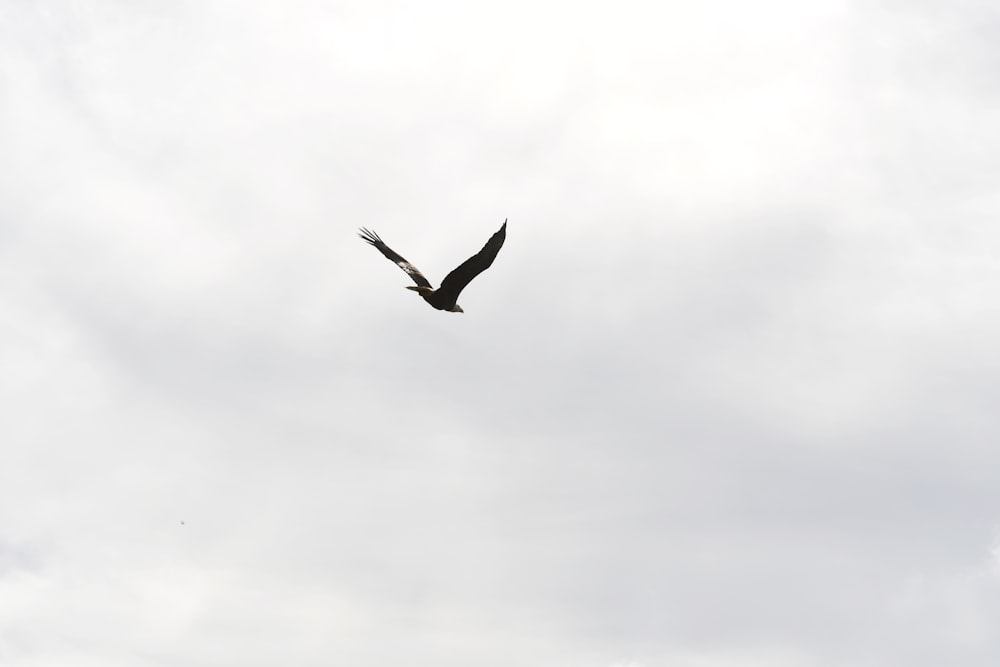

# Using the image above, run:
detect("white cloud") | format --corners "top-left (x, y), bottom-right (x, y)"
top-left (2, 1), bottom-right (1000, 666)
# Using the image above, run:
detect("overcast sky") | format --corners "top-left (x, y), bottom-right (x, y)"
top-left (2, 1), bottom-right (1000, 665)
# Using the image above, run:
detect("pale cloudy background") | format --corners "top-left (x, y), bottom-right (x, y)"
top-left (2, 1), bottom-right (1000, 665)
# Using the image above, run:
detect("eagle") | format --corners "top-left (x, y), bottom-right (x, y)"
top-left (358, 220), bottom-right (506, 313)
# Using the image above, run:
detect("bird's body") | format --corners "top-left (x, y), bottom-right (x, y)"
top-left (358, 220), bottom-right (506, 312)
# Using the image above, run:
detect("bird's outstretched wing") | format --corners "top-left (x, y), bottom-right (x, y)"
top-left (358, 228), bottom-right (432, 288)
top-left (436, 220), bottom-right (507, 304)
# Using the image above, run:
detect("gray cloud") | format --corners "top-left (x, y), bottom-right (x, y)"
top-left (2, 1), bottom-right (1000, 666)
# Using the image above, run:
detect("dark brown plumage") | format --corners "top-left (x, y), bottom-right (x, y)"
top-left (358, 220), bottom-right (507, 312)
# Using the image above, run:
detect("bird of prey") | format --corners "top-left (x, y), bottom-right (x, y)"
top-left (358, 220), bottom-right (506, 313)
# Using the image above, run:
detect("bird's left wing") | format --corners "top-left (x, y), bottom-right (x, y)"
top-left (436, 220), bottom-right (507, 303)
top-left (358, 228), bottom-right (433, 288)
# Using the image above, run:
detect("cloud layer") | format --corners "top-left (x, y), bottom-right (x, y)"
top-left (2, 1), bottom-right (1000, 665)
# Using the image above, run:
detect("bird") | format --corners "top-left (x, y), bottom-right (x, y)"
top-left (358, 220), bottom-right (506, 313)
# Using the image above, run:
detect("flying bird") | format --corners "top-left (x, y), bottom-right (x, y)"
top-left (358, 220), bottom-right (506, 313)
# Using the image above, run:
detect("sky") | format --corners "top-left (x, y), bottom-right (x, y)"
top-left (2, 1), bottom-right (1000, 665)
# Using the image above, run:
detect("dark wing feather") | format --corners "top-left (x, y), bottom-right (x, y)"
top-left (358, 228), bottom-right (432, 288)
top-left (436, 220), bottom-right (507, 303)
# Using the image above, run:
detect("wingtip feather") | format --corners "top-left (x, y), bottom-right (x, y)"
top-left (358, 227), bottom-right (381, 245)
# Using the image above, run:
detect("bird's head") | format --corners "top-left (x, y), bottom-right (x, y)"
top-left (450, 304), bottom-right (464, 313)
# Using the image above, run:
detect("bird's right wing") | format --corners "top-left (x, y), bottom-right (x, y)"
top-left (358, 228), bottom-right (433, 288)
top-left (436, 220), bottom-right (507, 303)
